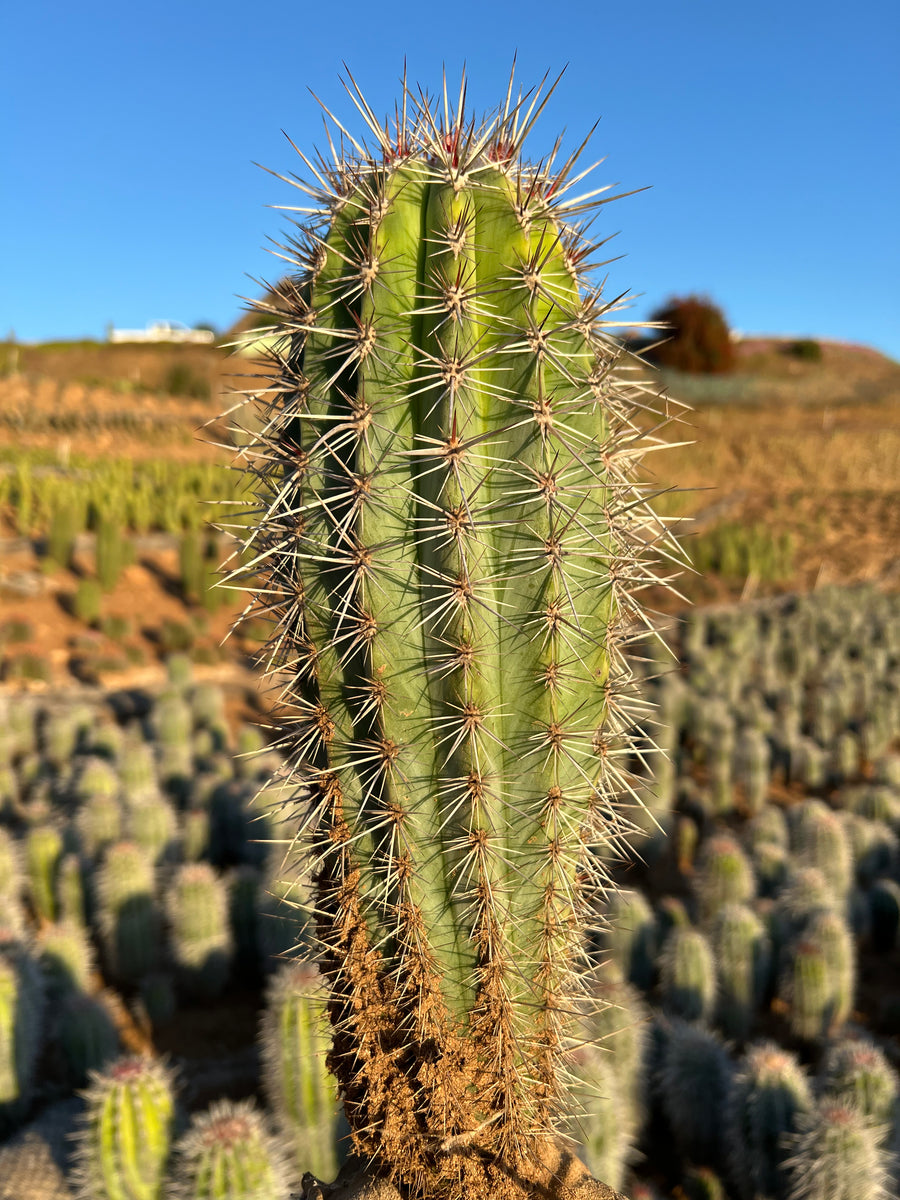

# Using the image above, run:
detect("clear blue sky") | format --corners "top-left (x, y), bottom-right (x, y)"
top-left (4, 0), bottom-right (899, 357)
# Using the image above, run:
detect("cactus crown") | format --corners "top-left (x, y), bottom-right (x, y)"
top-left (232, 66), bottom-right (675, 1198)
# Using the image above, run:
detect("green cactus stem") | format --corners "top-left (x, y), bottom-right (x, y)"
top-left (73, 1054), bottom-right (177, 1200)
top-left (659, 926), bottom-right (716, 1025)
top-left (0, 936), bottom-right (45, 1131)
top-left (167, 864), bottom-right (232, 999)
top-left (782, 1101), bottom-right (889, 1200)
top-left (727, 1041), bottom-right (813, 1200)
top-left (261, 962), bottom-right (345, 1182)
top-left (229, 67), bottom-right (675, 1198)
top-left (97, 842), bottom-right (162, 985)
top-left (166, 1099), bottom-right (292, 1200)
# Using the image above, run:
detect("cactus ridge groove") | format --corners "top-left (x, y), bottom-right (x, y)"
top-left (225, 64), bottom-right (679, 1200)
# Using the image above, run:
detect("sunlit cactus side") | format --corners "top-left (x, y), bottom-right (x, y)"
top-left (0, 829), bottom-right (24, 933)
top-left (733, 727), bottom-right (770, 815)
top-left (57, 851), bottom-right (87, 927)
top-left (128, 793), bottom-right (179, 864)
top-left (601, 889), bottom-right (659, 991)
top-left (694, 836), bottom-right (755, 923)
top-left (58, 992), bottom-right (121, 1086)
top-left (25, 823), bottom-right (64, 923)
top-left (36, 919), bottom-right (94, 1001)
top-left (778, 940), bottom-right (837, 1042)
top-left (0, 936), bottom-right (45, 1130)
top-left (584, 975), bottom-right (649, 1138)
top-left (119, 738), bottom-right (160, 799)
top-left (659, 926), bottom-right (716, 1024)
top-left (228, 66), bottom-right (677, 1198)
top-left (73, 1054), bottom-right (177, 1200)
top-left (818, 1037), bottom-right (899, 1135)
top-left (682, 1168), bottom-right (726, 1200)
top-left (727, 1041), bottom-right (813, 1200)
top-left (792, 801), bottom-right (853, 898)
top-left (782, 1101), bottom-right (889, 1200)
top-left (261, 962), bottom-right (344, 1183)
top-left (167, 863), bottom-right (233, 999)
top-left (710, 903), bottom-right (771, 1041)
top-left (76, 790), bottom-right (124, 862)
top-left (97, 841), bottom-right (162, 984)
top-left (804, 909), bottom-right (856, 1030)
top-left (166, 1099), bottom-right (292, 1200)
top-left (565, 1047), bottom-right (634, 1192)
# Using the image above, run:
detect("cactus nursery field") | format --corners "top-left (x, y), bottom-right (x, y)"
top-left (0, 345), bottom-right (898, 1199)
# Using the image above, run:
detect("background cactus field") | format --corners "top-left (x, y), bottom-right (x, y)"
top-left (0, 316), bottom-right (898, 1198)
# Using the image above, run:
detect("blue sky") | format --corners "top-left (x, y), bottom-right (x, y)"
top-left (4, 0), bottom-right (899, 357)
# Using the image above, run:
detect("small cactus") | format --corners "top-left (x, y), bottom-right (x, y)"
top-left (25, 823), bottom-right (64, 923)
top-left (167, 863), bottom-right (232, 999)
top-left (659, 926), bottom-right (716, 1024)
top-left (782, 1100), bottom-right (889, 1200)
top-left (818, 1037), bottom-right (899, 1134)
top-left (261, 962), bottom-right (344, 1182)
top-left (869, 880), bottom-right (900, 952)
top-left (601, 889), bottom-right (658, 990)
top-left (727, 1041), bottom-right (813, 1200)
top-left (694, 836), bottom-right (755, 922)
top-left (36, 920), bottom-right (93, 1001)
top-left (97, 842), bottom-right (162, 985)
top-left (779, 940), bottom-right (837, 1042)
top-left (75, 790), bottom-right (123, 861)
top-left (73, 1055), bottom-right (177, 1200)
top-left (710, 903), bottom-right (771, 1041)
top-left (165, 1099), bottom-right (291, 1200)
top-left (658, 1020), bottom-right (734, 1166)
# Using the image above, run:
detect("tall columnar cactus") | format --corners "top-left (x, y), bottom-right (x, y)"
top-left (694, 836), bottom-right (755, 923)
top-left (261, 962), bottom-right (344, 1183)
top-left (166, 1099), bottom-right (292, 1200)
top-left (658, 1020), bottom-right (734, 1166)
top-left (73, 1055), bottom-right (177, 1200)
top-left (231, 69), bottom-right (674, 1198)
top-left (36, 919), bottom-right (94, 1001)
top-left (727, 1042), bottom-right (813, 1200)
top-left (564, 1047), bottom-right (634, 1192)
top-left (58, 992), bottom-right (121, 1086)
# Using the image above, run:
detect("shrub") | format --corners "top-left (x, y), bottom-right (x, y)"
top-left (788, 338), bottom-right (823, 362)
top-left (647, 295), bottom-right (736, 374)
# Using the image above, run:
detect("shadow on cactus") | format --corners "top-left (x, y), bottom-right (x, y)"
top-left (224, 64), bottom-right (680, 1200)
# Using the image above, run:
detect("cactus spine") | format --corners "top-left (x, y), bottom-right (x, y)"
top-left (231, 68), bottom-right (673, 1199)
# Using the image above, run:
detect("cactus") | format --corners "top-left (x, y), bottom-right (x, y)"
top-left (710, 903), bottom-right (770, 1041)
top-left (128, 794), bottom-right (178, 864)
top-left (734, 727), bottom-right (770, 815)
top-left (682, 1168), bottom-right (726, 1200)
top-left (75, 790), bottom-right (123, 861)
top-left (229, 68), bottom-right (674, 1197)
top-left (658, 1020), bottom-right (734, 1165)
top-left (659, 926), bottom-right (716, 1024)
top-left (58, 992), bottom-right (121, 1086)
top-left (0, 937), bottom-right (45, 1130)
top-left (818, 1037), bottom-right (899, 1134)
top-left (583, 976), bottom-right (649, 1137)
top-left (778, 940), bottom-right (837, 1042)
top-left (97, 842), bottom-right (162, 984)
top-left (25, 823), bottom-right (64, 923)
top-left (727, 1041), bottom-right (813, 1200)
top-left (565, 1048), bottom-right (633, 1191)
top-left (36, 920), bottom-right (93, 1001)
top-left (804, 909), bottom-right (855, 1029)
top-left (695, 835), bottom-right (755, 922)
top-left (791, 801), bottom-right (853, 897)
top-left (167, 863), bottom-right (232, 998)
top-left (782, 1101), bottom-right (889, 1200)
top-left (57, 853), bottom-right (87, 927)
top-left (72, 1055), bottom-right (177, 1200)
top-left (166, 1099), bottom-right (291, 1200)
top-left (601, 889), bottom-right (659, 990)
top-left (261, 962), bottom-right (344, 1182)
